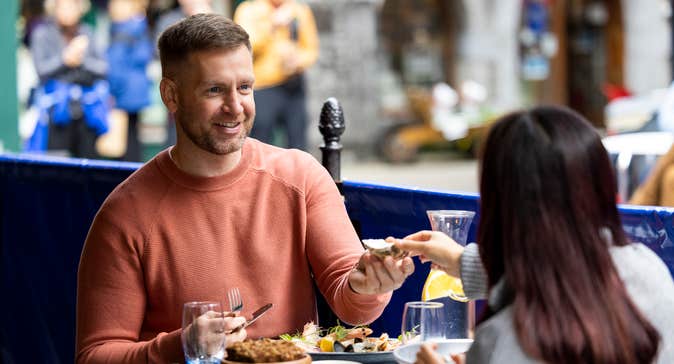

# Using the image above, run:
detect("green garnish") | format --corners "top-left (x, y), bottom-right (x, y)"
top-left (279, 334), bottom-right (294, 341)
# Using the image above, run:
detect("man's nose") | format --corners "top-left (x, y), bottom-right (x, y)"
top-left (222, 93), bottom-right (244, 115)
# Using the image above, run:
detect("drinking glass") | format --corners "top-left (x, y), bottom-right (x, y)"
top-left (181, 301), bottom-right (227, 364)
top-left (425, 210), bottom-right (475, 302)
top-left (401, 301), bottom-right (447, 344)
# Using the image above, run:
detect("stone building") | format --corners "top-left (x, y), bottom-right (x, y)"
top-left (302, 0), bottom-right (672, 155)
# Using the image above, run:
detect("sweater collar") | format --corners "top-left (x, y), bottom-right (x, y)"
top-left (155, 139), bottom-right (254, 191)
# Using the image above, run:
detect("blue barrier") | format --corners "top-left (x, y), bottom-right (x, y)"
top-left (0, 154), bottom-right (672, 363)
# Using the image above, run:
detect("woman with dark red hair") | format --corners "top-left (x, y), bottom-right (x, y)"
top-left (396, 106), bottom-right (674, 363)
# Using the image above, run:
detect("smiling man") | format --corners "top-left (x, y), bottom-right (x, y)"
top-left (75, 14), bottom-right (414, 363)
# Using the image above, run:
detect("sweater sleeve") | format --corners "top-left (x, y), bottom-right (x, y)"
top-left (76, 201), bottom-right (183, 363)
top-left (303, 157), bottom-right (391, 325)
top-left (460, 243), bottom-right (488, 300)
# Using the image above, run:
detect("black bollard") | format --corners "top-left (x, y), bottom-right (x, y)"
top-left (316, 97), bottom-right (347, 327)
top-left (319, 97), bottom-right (345, 185)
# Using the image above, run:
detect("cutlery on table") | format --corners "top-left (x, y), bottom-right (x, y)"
top-left (227, 287), bottom-right (243, 313)
top-left (228, 303), bottom-right (273, 334)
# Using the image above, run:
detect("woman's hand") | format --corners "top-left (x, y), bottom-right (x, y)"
top-left (392, 230), bottom-right (464, 277)
top-left (415, 343), bottom-right (465, 364)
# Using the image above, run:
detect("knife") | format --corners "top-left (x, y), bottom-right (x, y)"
top-left (228, 303), bottom-right (273, 333)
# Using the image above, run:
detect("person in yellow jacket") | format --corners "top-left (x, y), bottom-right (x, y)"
top-left (629, 143), bottom-right (674, 207)
top-left (234, 0), bottom-right (318, 151)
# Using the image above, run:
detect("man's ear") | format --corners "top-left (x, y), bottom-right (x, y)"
top-left (160, 77), bottom-right (179, 114)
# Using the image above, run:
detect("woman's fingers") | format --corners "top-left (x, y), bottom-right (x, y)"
top-left (402, 230), bottom-right (435, 241)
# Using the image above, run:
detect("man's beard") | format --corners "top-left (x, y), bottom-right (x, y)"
top-left (177, 116), bottom-right (251, 155)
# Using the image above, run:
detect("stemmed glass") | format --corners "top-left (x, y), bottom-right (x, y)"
top-left (181, 301), bottom-right (227, 364)
top-left (401, 301), bottom-right (447, 344)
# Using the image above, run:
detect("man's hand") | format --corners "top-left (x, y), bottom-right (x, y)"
top-left (183, 311), bottom-right (247, 355)
top-left (223, 314), bottom-right (247, 346)
top-left (348, 252), bottom-right (414, 295)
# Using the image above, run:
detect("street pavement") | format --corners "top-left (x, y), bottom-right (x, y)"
top-left (340, 151), bottom-right (479, 194)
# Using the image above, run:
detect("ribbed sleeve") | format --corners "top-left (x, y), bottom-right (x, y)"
top-left (460, 243), bottom-right (488, 300)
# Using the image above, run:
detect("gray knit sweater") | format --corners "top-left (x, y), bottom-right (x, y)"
top-left (460, 243), bottom-right (674, 363)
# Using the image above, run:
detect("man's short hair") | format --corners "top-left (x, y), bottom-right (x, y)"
top-left (158, 13), bottom-right (251, 77)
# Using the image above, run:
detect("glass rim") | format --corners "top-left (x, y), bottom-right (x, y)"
top-left (404, 301), bottom-right (444, 308)
top-left (426, 210), bottom-right (475, 217)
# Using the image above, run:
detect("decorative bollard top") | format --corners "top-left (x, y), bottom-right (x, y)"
top-left (319, 97), bottom-right (345, 183)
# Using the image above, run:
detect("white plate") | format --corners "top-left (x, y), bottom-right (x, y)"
top-left (309, 351), bottom-right (393, 364)
top-left (393, 339), bottom-right (474, 364)
top-left (312, 360), bottom-right (363, 364)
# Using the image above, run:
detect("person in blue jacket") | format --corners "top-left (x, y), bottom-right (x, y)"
top-left (107, 0), bottom-right (153, 161)
top-left (28, 0), bottom-right (108, 158)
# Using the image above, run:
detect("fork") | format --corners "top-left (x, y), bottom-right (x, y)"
top-left (227, 287), bottom-right (243, 313)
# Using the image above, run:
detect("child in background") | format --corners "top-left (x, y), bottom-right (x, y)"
top-left (107, 0), bottom-right (152, 161)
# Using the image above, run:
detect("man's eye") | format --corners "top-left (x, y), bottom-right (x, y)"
top-left (208, 87), bottom-right (221, 93)
top-left (240, 84), bottom-right (251, 91)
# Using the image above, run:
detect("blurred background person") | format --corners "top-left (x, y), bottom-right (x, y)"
top-left (107, 0), bottom-right (153, 161)
top-left (234, 0), bottom-right (318, 151)
top-left (629, 143), bottom-right (674, 207)
top-left (27, 0), bottom-right (108, 158)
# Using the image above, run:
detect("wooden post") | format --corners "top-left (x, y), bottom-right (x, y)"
top-left (318, 97), bottom-right (345, 184)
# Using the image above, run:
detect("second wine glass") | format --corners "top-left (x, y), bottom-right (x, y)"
top-left (401, 301), bottom-right (447, 344)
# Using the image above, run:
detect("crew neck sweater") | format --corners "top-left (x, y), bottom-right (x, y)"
top-left (76, 139), bottom-right (390, 363)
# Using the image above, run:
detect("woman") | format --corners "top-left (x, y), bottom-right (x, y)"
top-left (28, 0), bottom-right (108, 158)
top-left (396, 106), bottom-right (674, 363)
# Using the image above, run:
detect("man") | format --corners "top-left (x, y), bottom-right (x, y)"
top-left (76, 14), bottom-right (414, 363)
top-left (234, 0), bottom-right (318, 151)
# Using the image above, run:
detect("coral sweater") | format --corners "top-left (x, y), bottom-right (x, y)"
top-left (76, 139), bottom-right (391, 363)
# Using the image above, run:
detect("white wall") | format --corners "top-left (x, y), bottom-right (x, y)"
top-left (457, 0), bottom-right (522, 111)
top-left (623, 0), bottom-right (672, 93)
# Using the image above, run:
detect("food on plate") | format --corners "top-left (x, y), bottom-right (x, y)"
top-left (361, 239), bottom-right (408, 260)
top-left (226, 338), bottom-right (306, 363)
top-left (280, 322), bottom-right (401, 353)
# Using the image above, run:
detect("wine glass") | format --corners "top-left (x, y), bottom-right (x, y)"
top-left (181, 301), bottom-right (227, 364)
top-left (401, 301), bottom-right (447, 344)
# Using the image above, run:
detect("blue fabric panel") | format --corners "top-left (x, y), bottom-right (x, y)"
top-left (619, 205), bottom-right (674, 276)
top-left (0, 154), bottom-right (138, 364)
top-left (341, 180), bottom-right (674, 337)
top-left (342, 181), bottom-right (480, 339)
